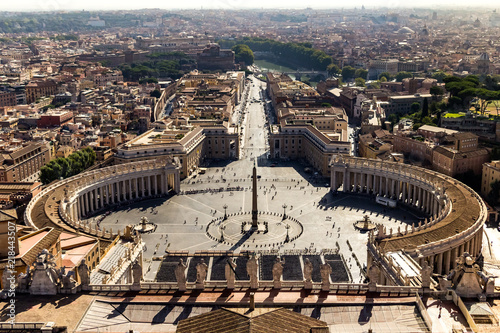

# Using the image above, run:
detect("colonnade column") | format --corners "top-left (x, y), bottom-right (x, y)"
top-left (175, 172), bottom-right (180, 193)
top-left (100, 187), bottom-right (104, 208)
top-left (437, 252), bottom-right (443, 275)
top-left (444, 250), bottom-right (451, 274)
top-left (84, 192), bottom-right (89, 216)
top-left (160, 174), bottom-right (166, 194)
top-left (451, 247), bottom-right (458, 269)
top-left (361, 173), bottom-right (365, 193)
top-left (148, 175), bottom-right (152, 197)
top-left (154, 175), bottom-right (158, 195)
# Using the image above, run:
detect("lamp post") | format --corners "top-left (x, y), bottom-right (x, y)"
top-left (220, 225), bottom-right (226, 243)
top-left (223, 204), bottom-right (228, 220)
top-left (282, 204), bottom-right (288, 220)
top-left (285, 223), bottom-right (290, 243)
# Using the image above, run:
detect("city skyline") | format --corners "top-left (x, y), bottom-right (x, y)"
top-left (2, 0), bottom-right (500, 11)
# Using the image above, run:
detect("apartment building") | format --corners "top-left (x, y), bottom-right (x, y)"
top-left (269, 123), bottom-right (351, 176)
top-left (115, 124), bottom-right (239, 178)
top-left (0, 142), bottom-right (51, 183)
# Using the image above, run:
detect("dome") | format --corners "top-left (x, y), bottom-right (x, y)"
top-left (478, 53), bottom-right (490, 61)
top-left (397, 27), bottom-right (415, 34)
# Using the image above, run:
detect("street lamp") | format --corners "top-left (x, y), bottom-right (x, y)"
top-left (223, 204), bottom-right (228, 220)
top-left (285, 224), bottom-right (290, 243)
top-left (282, 204), bottom-right (288, 220)
top-left (220, 225), bottom-right (226, 243)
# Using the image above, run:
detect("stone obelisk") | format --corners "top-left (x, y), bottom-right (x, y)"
top-left (251, 163), bottom-right (258, 229)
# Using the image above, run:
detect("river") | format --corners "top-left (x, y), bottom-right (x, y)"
top-left (253, 59), bottom-right (296, 74)
top-left (253, 59), bottom-right (318, 86)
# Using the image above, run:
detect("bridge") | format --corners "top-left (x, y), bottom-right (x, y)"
top-left (282, 70), bottom-right (329, 78)
top-left (253, 67), bottom-right (328, 80)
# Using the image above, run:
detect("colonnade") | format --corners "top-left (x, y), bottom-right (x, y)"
top-left (332, 169), bottom-right (441, 217)
top-left (69, 171), bottom-right (179, 220)
top-left (331, 155), bottom-right (487, 277)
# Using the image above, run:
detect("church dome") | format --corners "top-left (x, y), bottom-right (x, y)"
top-left (397, 27), bottom-right (415, 34)
top-left (478, 53), bottom-right (490, 61)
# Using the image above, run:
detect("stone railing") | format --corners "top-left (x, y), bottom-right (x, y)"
top-left (375, 200), bottom-right (453, 241)
top-left (367, 240), bottom-right (438, 288)
top-left (109, 240), bottom-right (143, 284)
top-left (86, 281), bottom-right (422, 295)
top-left (0, 323), bottom-right (45, 329)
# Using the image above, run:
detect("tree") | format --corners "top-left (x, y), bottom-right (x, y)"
top-left (410, 102), bottom-right (421, 114)
top-left (232, 44), bottom-right (254, 66)
top-left (327, 63), bottom-right (340, 76)
top-left (475, 88), bottom-right (497, 115)
top-left (355, 77), bottom-right (366, 87)
top-left (378, 72), bottom-right (392, 81)
top-left (395, 71), bottom-right (413, 82)
top-left (422, 98), bottom-right (429, 118)
top-left (430, 86), bottom-right (444, 99)
top-left (379, 76), bottom-right (387, 82)
top-left (432, 71), bottom-right (448, 83)
top-left (341, 66), bottom-right (356, 82)
top-left (150, 89), bottom-right (162, 98)
top-left (492, 95), bottom-right (500, 116)
top-left (448, 96), bottom-right (462, 108)
top-left (369, 81), bottom-right (381, 89)
top-left (354, 68), bottom-right (368, 79)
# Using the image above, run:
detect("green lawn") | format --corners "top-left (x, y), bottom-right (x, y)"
top-left (443, 112), bottom-right (464, 118)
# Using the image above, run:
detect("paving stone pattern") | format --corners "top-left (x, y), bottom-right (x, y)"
top-left (260, 255), bottom-right (277, 281)
top-left (282, 255), bottom-right (303, 281)
top-left (210, 256), bottom-right (229, 281)
top-left (324, 254), bottom-right (349, 282)
top-left (234, 256), bottom-right (250, 280)
top-left (156, 256), bottom-right (184, 282)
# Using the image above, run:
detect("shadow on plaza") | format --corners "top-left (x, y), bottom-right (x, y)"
top-left (229, 229), bottom-right (255, 251)
top-left (262, 157), bottom-right (330, 188)
top-left (357, 298), bottom-right (374, 325)
top-left (315, 192), bottom-right (426, 226)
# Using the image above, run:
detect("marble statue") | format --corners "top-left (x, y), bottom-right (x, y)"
top-left (30, 250), bottom-right (59, 295)
top-left (77, 259), bottom-right (90, 287)
top-left (175, 259), bottom-right (187, 291)
top-left (196, 259), bottom-right (208, 288)
top-left (368, 264), bottom-right (380, 292)
top-left (246, 255), bottom-right (258, 289)
top-left (272, 257), bottom-right (284, 289)
top-left (320, 263), bottom-right (332, 291)
top-left (16, 266), bottom-right (30, 292)
top-left (421, 260), bottom-right (433, 289)
top-left (132, 260), bottom-right (142, 285)
top-left (2, 268), bottom-right (12, 291)
top-left (303, 258), bottom-right (313, 282)
top-left (225, 257), bottom-right (237, 289)
top-left (62, 271), bottom-right (77, 289)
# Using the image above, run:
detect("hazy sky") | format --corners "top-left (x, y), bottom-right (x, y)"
top-left (1, 0), bottom-right (499, 11)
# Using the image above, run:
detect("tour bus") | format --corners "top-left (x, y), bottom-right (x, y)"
top-left (375, 195), bottom-right (397, 208)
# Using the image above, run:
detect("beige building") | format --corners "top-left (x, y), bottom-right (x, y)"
top-left (0, 142), bottom-right (51, 183)
top-left (481, 161), bottom-right (500, 199)
top-left (115, 123), bottom-right (239, 179)
top-left (269, 123), bottom-right (350, 176)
